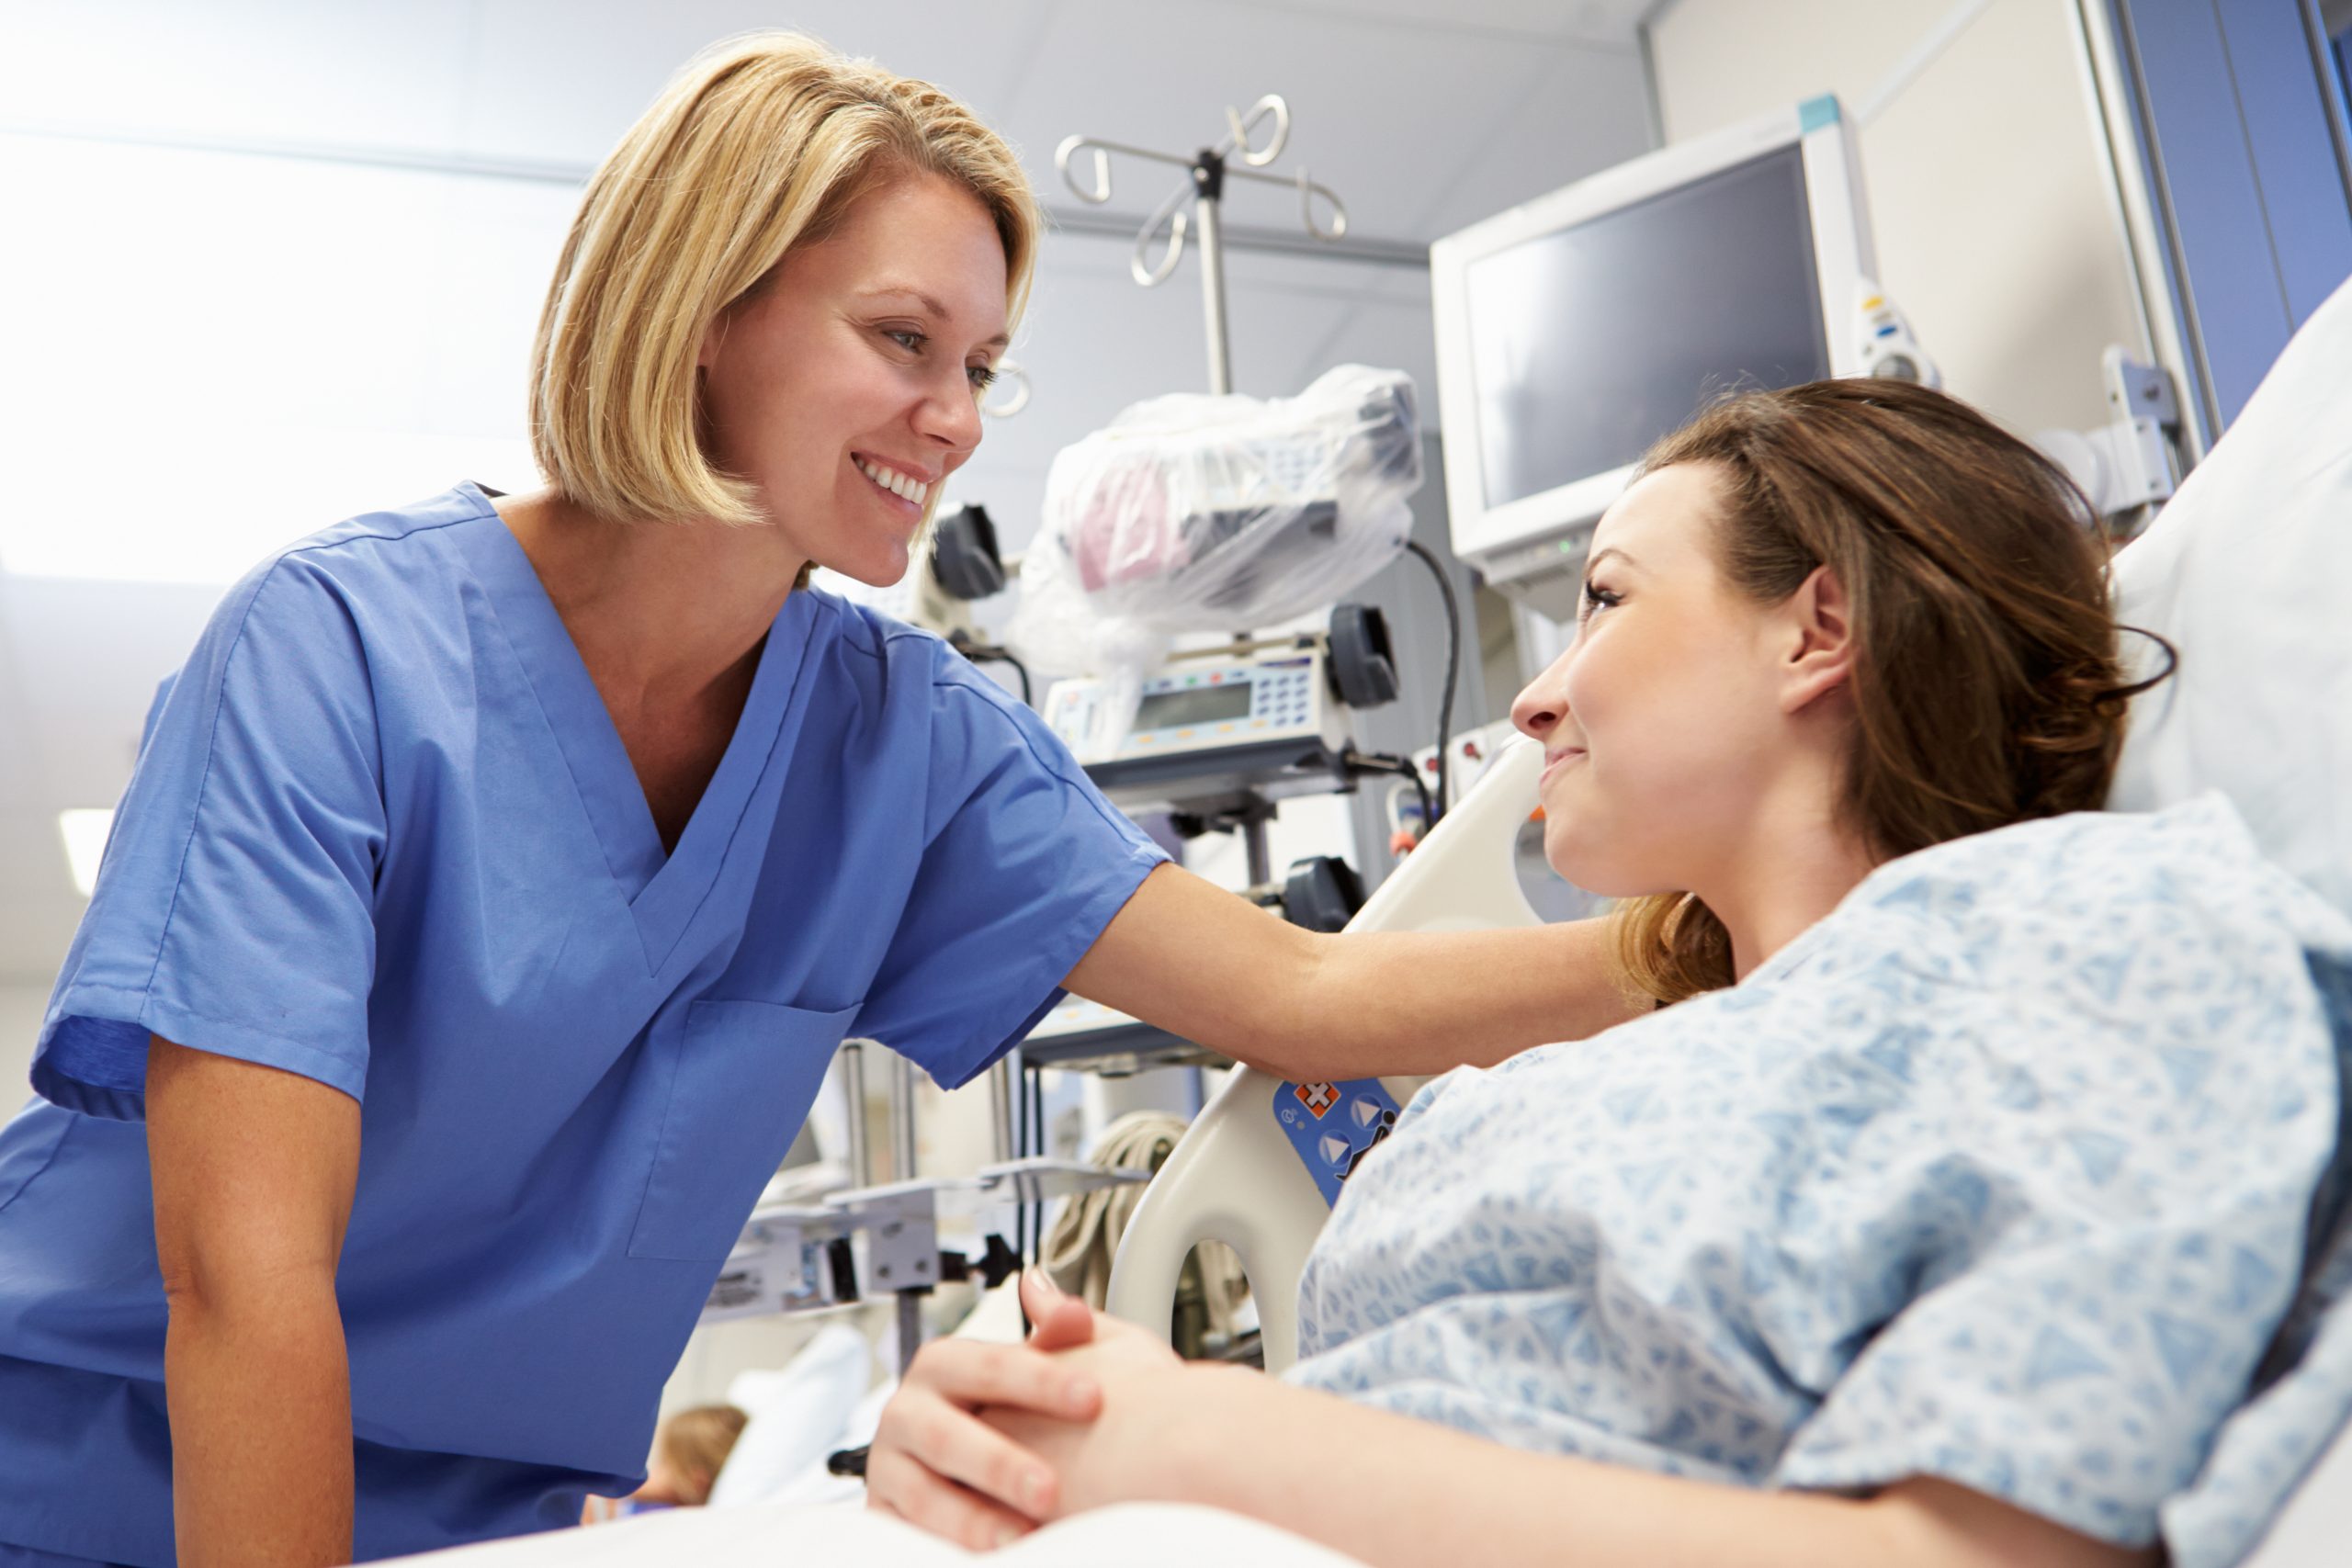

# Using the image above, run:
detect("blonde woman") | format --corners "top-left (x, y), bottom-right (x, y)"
top-left (0, 33), bottom-right (1624, 1568)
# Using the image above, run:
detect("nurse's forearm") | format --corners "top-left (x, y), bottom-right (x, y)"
top-left (1071, 868), bottom-right (1637, 1080)
top-left (148, 1035), bottom-right (363, 1568)
top-left (1298, 917), bottom-right (1639, 1076)
top-left (164, 1283), bottom-right (355, 1567)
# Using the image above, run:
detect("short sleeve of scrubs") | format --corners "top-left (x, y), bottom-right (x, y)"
top-left (849, 648), bottom-right (1167, 1089)
top-left (33, 555), bottom-right (384, 1119)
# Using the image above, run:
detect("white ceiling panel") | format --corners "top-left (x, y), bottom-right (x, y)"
top-left (0, 0), bottom-right (473, 151)
top-left (1257, 0), bottom-right (1653, 47)
top-left (460, 0), bottom-right (1058, 167)
top-left (1411, 43), bottom-right (1657, 238)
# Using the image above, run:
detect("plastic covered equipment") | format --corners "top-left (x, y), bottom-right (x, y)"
top-left (1008, 366), bottom-right (1422, 678)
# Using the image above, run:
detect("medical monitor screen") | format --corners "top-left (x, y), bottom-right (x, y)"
top-left (1465, 144), bottom-right (1830, 510)
top-left (1135, 684), bottom-right (1253, 730)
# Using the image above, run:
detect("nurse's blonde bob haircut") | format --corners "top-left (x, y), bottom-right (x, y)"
top-left (529, 32), bottom-right (1042, 527)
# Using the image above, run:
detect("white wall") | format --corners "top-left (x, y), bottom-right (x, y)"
top-left (0, 981), bottom-right (45, 1111)
top-left (1645, 0), bottom-right (2149, 437)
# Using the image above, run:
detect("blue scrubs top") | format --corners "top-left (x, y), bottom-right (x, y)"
top-left (0, 484), bottom-right (1167, 1565)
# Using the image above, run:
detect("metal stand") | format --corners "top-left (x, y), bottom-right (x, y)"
top-left (989, 1056), bottom-right (1017, 1165)
top-left (888, 1053), bottom-right (919, 1184)
top-left (702, 1162), bottom-right (1152, 1376)
top-left (839, 1041), bottom-right (871, 1188)
top-left (1169, 792), bottom-right (1277, 886)
top-left (1057, 95), bottom-right (1348, 397)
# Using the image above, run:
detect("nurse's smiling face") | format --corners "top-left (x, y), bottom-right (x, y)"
top-left (695, 171), bottom-right (1011, 585)
top-left (1509, 462), bottom-right (1820, 898)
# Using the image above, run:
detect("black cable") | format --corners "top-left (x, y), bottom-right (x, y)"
top-left (948, 634), bottom-right (1035, 708)
top-left (1402, 541), bottom-right (1462, 823)
top-left (1342, 749), bottom-right (1432, 841)
top-left (993, 652), bottom-right (1034, 709)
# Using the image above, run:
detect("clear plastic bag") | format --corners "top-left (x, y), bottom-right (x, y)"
top-left (1008, 365), bottom-right (1422, 682)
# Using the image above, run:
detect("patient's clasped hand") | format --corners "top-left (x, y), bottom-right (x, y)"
top-left (866, 380), bottom-right (2352, 1568)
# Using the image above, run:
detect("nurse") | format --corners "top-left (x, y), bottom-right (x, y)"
top-left (0, 32), bottom-right (1626, 1568)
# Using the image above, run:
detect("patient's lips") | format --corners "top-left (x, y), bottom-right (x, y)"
top-left (1541, 745), bottom-right (1588, 784)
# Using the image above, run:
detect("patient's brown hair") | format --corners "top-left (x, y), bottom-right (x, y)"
top-left (1610, 379), bottom-right (2173, 1007)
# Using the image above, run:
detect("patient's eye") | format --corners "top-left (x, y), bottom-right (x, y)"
top-left (1579, 580), bottom-right (1623, 622)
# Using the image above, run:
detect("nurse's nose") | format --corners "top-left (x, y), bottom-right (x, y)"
top-left (1510, 650), bottom-right (1573, 743)
top-left (912, 367), bottom-right (985, 459)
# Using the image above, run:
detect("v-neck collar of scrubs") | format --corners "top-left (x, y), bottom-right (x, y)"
top-left (447, 482), bottom-right (818, 976)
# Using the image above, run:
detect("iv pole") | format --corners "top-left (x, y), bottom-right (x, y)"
top-left (1056, 96), bottom-right (1349, 397)
top-left (1053, 98), bottom-right (1354, 886)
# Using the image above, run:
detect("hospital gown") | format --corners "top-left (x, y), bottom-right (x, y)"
top-left (1291, 795), bottom-right (2352, 1563)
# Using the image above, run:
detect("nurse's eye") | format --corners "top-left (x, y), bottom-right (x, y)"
top-left (1579, 580), bottom-right (1623, 622)
top-left (967, 363), bottom-right (999, 391)
top-left (883, 328), bottom-right (926, 354)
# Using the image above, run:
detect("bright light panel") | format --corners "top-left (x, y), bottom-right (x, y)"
top-left (0, 135), bottom-right (552, 586)
top-left (59, 808), bottom-right (114, 897)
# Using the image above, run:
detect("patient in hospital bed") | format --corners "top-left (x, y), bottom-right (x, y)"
top-left (864, 378), bottom-right (2352, 1568)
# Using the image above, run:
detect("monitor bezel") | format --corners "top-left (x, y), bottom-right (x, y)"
top-left (1431, 96), bottom-right (1877, 585)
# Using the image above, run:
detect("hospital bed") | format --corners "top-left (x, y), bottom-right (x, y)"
top-left (388, 273), bottom-right (2352, 1565)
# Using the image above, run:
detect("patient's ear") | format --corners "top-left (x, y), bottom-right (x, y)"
top-left (1780, 564), bottom-right (1855, 716)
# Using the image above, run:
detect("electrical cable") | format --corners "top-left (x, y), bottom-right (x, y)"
top-left (947, 633), bottom-right (1035, 708)
top-left (1402, 541), bottom-right (1460, 823)
top-left (993, 651), bottom-right (1035, 709)
top-left (1342, 749), bottom-right (1432, 837)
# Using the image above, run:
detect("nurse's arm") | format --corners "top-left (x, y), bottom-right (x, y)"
top-left (1064, 863), bottom-right (1636, 1081)
top-left (149, 1035), bottom-right (360, 1568)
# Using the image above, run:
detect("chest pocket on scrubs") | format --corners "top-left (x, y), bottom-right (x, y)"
top-left (628, 998), bottom-right (860, 1263)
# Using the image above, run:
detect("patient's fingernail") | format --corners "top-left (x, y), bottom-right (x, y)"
top-left (1067, 1376), bottom-right (1098, 1408)
top-left (1024, 1471), bottom-right (1052, 1511)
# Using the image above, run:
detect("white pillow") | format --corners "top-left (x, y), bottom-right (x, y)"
top-left (2109, 271), bottom-right (2352, 916)
top-left (705, 1322), bottom-right (873, 1509)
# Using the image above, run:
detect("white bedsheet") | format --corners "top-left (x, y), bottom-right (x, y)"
top-left (384, 1500), bottom-right (1366, 1566)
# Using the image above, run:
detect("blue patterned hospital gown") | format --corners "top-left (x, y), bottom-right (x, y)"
top-left (1291, 796), bottom-right (2352, 1564)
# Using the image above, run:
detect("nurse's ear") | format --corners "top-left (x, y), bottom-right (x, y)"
top-left (1776, 563), bottom-right (1856, 717)
top-left (695, 310), bottom-right (730, 373)
top-left (698, 265), bottom-right (783, 372)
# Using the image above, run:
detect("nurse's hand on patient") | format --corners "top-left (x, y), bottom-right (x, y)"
top-left (866, 1269), bottom-right (1106, 1550)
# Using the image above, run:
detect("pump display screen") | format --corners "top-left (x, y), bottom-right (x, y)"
top-left (1465, 144), bottom-right (1829, 510)
top-left (1135, 684), bottom-right (1254, 730)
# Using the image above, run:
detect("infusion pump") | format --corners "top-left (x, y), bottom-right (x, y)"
top-left (1040, 642), bottom-right (1352, 808)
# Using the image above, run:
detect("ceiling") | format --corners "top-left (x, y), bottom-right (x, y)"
top-left (0, 0), bottom-right (1659, 983)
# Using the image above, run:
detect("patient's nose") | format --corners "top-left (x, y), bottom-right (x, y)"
top-left (1512, 662), bottom-right (1568, 742)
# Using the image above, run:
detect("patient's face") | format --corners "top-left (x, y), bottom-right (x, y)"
top-left (1510, 462), bottom-right (1792, 895)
